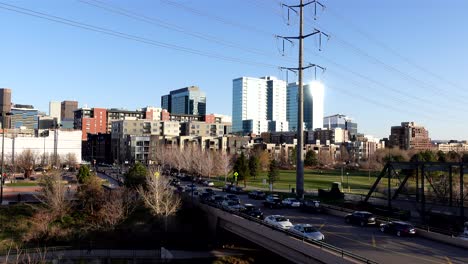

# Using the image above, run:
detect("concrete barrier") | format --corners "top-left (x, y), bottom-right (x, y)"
top-left (416, 228), bottom-right (468, 249)
top-left (322, 203), bottom-right (468, 250)
top-left (200, 203), bottom-right (365, 264)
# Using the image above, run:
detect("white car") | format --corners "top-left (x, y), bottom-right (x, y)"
top-left (282, 198), bottom-right (301, 208)
top-left (264, 215), bottom-right (293, 229)
top-left (290, 224), bottom-right (325, 241)
top-left (203, 180), bottom-right (214, 187)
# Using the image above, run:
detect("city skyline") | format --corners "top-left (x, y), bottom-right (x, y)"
top-left (1, 1), bottom-right (468, 139)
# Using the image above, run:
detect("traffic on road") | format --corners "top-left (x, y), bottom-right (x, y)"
top-left (172, 176), bottom-right (468, 264)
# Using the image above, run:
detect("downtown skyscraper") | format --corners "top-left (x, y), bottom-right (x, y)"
top-left (286, 81), bottom-right (324, 132)
top-left (232, 76), bottom-right (288, 135)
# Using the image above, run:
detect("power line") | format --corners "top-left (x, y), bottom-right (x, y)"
top-left (0, 2), bottom-right (277, 69)
top-left (325, 6), bottom-right (468, 97)
top-left (79, 0), bottom-right (283, 60)
top-left (159, 0), bottom-right (275, 36)
top-left (304, 21), bottom-right (468, 105)
top-left (0, 1), bottom-right (460, 128)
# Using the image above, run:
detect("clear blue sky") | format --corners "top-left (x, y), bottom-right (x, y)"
top-left (0, 0), bottom-right (467, 140)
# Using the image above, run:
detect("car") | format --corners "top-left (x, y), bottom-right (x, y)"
top-left (169, 179), bottom-right (180, 186)
top-left (264, 215), bottom-right (293, 229)
top-left (204, 188), bottom-right (215, 194)
top-left (222, 184), bottom-right (244, 194)
top-left (380, 221), bottom-right (416, 237)
top-left (184, 184), bottom-right (198, 194)
top-left (175, 186), bottom-right (184, 193)
top-left (203, 180), bottom-right (214, 187)
top-left (263, 195), bottom-right (282, 209)
top-left (221, 200), bottom-right (245, 211)
top-left (290, 224), bottom-right (325, 241)
top-left (222, 184), bottom-right (235, 193)
top-left (301, 200), bottom-right (322, 213)
top-left (224, 194), bottom-right (241, 204)
top-left (208, 195), bottom-right (225, 205)
top-left (345, 211), bottom-right (376, 227)
top-left (282, 198), bottom-right (301, 208)
top-left (248, 190), bottom-right (266, 200)
top-left (231, 186), bottom-right (245, 194)
top-left (241, 204), bottom-right (264, 219)
top-left (199, 192), bottom-right (214, 203)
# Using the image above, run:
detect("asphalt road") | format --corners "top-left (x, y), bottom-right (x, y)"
top-left (195, 185), bottom-right (468, 264)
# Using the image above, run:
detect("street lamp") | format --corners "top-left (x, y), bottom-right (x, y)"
top-left (346, 172), bottom-right (350, 193)
top-left (0, 112), bottom-right (12, 205)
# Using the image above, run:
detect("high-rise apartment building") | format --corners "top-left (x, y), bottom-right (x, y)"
top-left (49, 101), bottom-right (61, 124)
top-left (106, 108), bottom-right (144, 132)
top-left (389, 122), bottom-right (433, 150)
top-left (287, 81), bottom-right (324, 131)
top-left (0, 88), bottom-right (12, 129)
top-left (323, 114), bottom-right (358, 140)
top-left (161, 86), bottom-right (206, 116)
top-left (74, 107), bottom-right (108, 140)
top-left (232, 76), bottom-right (288, 135)
top-left (61, 100), bottom-right (78, 121)
top-left (143, 106), bottom-right (162, 121)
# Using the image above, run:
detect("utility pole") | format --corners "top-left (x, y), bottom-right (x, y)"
top-left (277, 0), bottom-right (327, 198)
top-left (0, 112), bottom-right (4, 205)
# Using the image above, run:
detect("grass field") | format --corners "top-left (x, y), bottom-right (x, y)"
top-left (214, 169), bottom-right (382, 194)
top-left (5, 182), bottom-right (39, 187)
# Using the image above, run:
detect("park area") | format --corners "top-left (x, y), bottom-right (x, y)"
top-left (216, 168), bottom-right (380, 195)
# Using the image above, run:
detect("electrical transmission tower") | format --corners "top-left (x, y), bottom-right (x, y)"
top-left (277, 0), bottom-right (327, 198)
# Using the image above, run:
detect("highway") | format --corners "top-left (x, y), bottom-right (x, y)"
top-left (199, 185), bottom-right (468, 264)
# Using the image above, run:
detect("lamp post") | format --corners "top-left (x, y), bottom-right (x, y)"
top-left (347, 172), bottom-right (350, 193)
top-left (0, 114), bottom-right (4, 204)
top-left (0, 111), bottom-right (11, 205)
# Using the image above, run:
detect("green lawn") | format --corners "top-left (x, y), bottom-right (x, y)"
top-left (214, 169), bottom-right (381, 194)
top-left (250, 169), bottom-right (377, 193)
top-left (5, 182), bottom-right (39, 187)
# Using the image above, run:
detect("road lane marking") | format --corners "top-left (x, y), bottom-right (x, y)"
top-left (372, 234), bottom-right (376, 248)
top-left (326, 232), bottom-right (444, 264)
top-left (319, 223), bottom-right (325, 230)
top-left (445, 256), bottom-right (452, 264)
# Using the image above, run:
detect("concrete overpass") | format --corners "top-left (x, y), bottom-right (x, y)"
top-left (198, 201), bottom-right (376, 264)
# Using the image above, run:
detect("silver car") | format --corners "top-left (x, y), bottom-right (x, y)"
top-left (290, 224), bottom-right (325, 241)
top-left (264, 215), bottom-right (293, 229)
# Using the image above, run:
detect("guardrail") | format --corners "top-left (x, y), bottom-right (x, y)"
top-left (199, 199), bottom-right (378, 264)
top-left (320, 203), bottom-right (461, 237)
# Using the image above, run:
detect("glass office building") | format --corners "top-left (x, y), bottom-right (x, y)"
top-left (287, 82), bottom-right (324, 131)
top-left (161, 86), bottom-right (206, 116)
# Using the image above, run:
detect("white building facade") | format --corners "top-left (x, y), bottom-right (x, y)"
top-left (0, 130), bottom-right (82, 162)
top-left (49, 101), bottom-right (61, 124)
top-left (232, 76), bottom-right (288, 135)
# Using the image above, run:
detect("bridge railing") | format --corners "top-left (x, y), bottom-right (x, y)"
top-left (202, 200), bottom-right (378, 264)
top-left (320, 203), bottom-right (461, 237)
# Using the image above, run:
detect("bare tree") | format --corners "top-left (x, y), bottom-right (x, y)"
top-left (63, 153), bottom-right (77, 169)
top-left (138, 167), bottom-right (181, 230)
top-left (95, 188), bottom-right (134, 231)
top-left (36, 171), bottom-right (69, 220)
top-left (191, 147), bottom-right (204, 178)
top-left (16, 149), bottom-right (38, 178)
top-left (318, 149), bottom-right (333, 168)
top-left (217, 151), bottom-right (233, 183)
top-left (202, 151), bottom-right (215, 179)
top-left (154, 145), bottom-right (168, 170)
